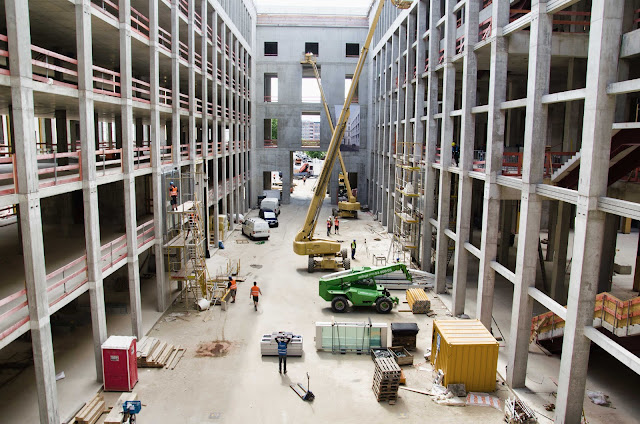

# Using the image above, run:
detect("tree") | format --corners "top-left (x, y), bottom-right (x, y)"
top-left (271, 119), bottom-right (278, 140)
top-left (305, 151), bottom-right (326, 160)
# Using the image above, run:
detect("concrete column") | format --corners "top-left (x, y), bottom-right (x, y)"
top-left (435, 0), bottom-right (456, 293)
top-left (507, 0), bottom-right (552, 388)
top-left (452, 0), bottom-right (479, 315)
top-left (6, 1), bottom-right (59, 422)
top-left (385, 33), bottom-right (398, 231)
top-left (499, 200), bottom-right (514, 265)
top-left (211, 10), bottom-right (220, 246)
top-left (221, 24), bottom-right (228, 227)
top-left (598, 213), bottom-right (618, 293)
top-left (234, 38), bottom-right (241, 213)
top-left (420, 0), bottom-right (441, 271)
top-left (119, 0), bottom-right (143, 338)
top-left (545, 200), bottom-right (557, 261)
top-left (476, 1), bottom-right (509, 329)
top-left (76, 0), bottom-right (109, 381)
top-left (135, 117), bottom-right (144, 147)
top-left (171, 0), bottom-right (180, 165)
top-left (188, 0), bottom-right (196, 174)
top-left (550, 201), bottom-right (571, 303)
top-left (201, 1), bottom-right (210, 250)
top-left (555, 2), bottom-right (624, 422)
top-left (633, 233), bottom-right (640, 292)
top-left (55, 110), bottom-right (69, 167)
top-left (149, 0), bottom-right (167, 311)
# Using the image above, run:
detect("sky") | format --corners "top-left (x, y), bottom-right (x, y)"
top-left (254, 0), bottom-right (374, 15)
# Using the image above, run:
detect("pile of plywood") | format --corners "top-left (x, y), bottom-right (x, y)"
top-left (137, 336), bottom-right (186, 369)
top-left (103, 392), bottom-right (138, 424)
top-left (406, 288), bottom-right (431, 314)
top-left (74, 393), bottom-right (106, 424)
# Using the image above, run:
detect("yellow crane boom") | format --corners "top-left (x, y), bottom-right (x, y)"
top-left (293, 0), bottom-right (414, 270)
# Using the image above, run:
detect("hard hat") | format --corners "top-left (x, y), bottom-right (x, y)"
top-left (170, 181), bottom-right (174, 185)
top-left (228, 276), bottom-right (232, 280)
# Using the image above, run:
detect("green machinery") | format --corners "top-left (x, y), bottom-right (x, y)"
top-left (318, 264), bottom-right (413, 313)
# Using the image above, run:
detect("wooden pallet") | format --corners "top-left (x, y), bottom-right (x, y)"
top-left (74, 393), bottom-right (106, 424)
top-left (406, 288), bottom-right (431, 314)
top-left (374, 357), bottom-right (401, 375)
top-left (137, 337), bottom-right (185, 368)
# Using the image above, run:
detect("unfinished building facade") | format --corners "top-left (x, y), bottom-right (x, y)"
top-left (0, 0), bottom-right (255, 422)
top-left (368, 0), bottom-right (640, 422)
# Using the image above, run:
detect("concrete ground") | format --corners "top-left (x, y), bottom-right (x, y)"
top-left (0, 179), bottom-right (637, 423)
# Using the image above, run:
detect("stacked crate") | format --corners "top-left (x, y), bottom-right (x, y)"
top-left (406, 288), bottom-right (431, 314)
top-left (372, 357), bottom-right (401, 402)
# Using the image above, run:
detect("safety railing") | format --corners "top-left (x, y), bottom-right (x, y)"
top-left (264, 139), bottom-right (277, 148)
top-left (216, 35), bottom-right (222, 50)
top-left (0, 147), bottom-right (15, 196)
top-left (194, 50), bottom-right (202, 69)
top-left (178, 0), bottom-right (188, 18)
top-left (159, 86), bottom-right (172, 106)
top-left (0, 34), bottom-right (9, 75)
top-left (178, 40), bottom-right (189, 64)
top-left (623, 167), bottom-right (640, 183)
top-left (31, 45), bottom-right (78, 89)
top-left (195, 142), bottom-right (203, 157)
top-left (194, 9), bottom-right (202, 29)
top-left (301, 139), bottom-right (320, 148)
top-left (216, 105), bottom-right (222, 118)
top-left (161, 145), bottom-right (172, 164)
top-left (479, 17), bottom-right (492, 40)
top-left (159, 26), bottom-right (172, 53)
top-left (179, 92), bottom-right (189, 110)
top-left (635, 8), bottom-right (640, 30)
top-left (455, 36), bottom-right (465, 55)
top-left (37, 151), bottom-right (82, 189)
top-left (130, 6), bottom-right (150, 39)
top-left (207, 24), bottom-right (213, 42)
top-left (92, 64), bottom-right (121, 97)
top-left (207, 60), bottom-right (213, 76)
top-left (0, 218), bottom-right (155, 345)
top-left (95, 148), bottom-right (123, 175)
top-left (302, 96), bottom-right (321, 103)
top-left (133, 146), bottom-right (151, 169)
top-left (132, 77), bottom-right (151, 103)
top-left (178, 144), bottom-right (189, 161)
top-left (91, 0), bottom-right (119, 21)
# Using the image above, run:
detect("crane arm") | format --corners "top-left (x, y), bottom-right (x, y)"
top-left (294, 0), bottom-right (414, 246)
top-left (301, 54), bottom-right (356, 204)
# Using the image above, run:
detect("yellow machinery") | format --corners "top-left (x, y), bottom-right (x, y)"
top-left (300, 53), bottom-right (360, 219)
top-left (293, 0), bottom-right (414, 272)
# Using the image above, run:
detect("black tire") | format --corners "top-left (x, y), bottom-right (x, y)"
top-left (341, 248), bottom-right (348, 259)
top-left (308, 256), bottom-right (315, 273)
top-left (331, 296), bottom-right (349, 313)
top-left (343, 258), bottom-right (351, 270)
top-left (375, 297), bottom-right (393, 314)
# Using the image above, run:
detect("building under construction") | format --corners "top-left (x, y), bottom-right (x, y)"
top-left (0, 1), bottom-right (639, 423)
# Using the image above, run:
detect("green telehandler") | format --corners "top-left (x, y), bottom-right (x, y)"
top-left (318, 264), bottom-right (413, 313)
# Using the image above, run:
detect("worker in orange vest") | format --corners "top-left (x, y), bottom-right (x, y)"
top-left (250, 282), bottom-right (262, 311)
top-left (334, 216), bottom-right (340, 234)
top-left (169, 182), bottom-right (178, 210)
top-left (327, 217), bottom-right (332, 236)
top-left (228, 276), bottom-right (237, 303)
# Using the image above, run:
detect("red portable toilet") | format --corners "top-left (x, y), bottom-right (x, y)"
top-left (102, 336), bottom-right (138, 392)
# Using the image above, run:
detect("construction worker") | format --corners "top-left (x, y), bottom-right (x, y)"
top-left (351, 239), bottom-right (357, 260)
top-left (250, 282), bottom-right (262, 311)
top-left (303, 175), bottom-right (307, 184)
top-left (185, 212), bottom-right (198, 239)
top-left (276, 333), bottom-right (292, 374)
top-left (169, 182), bottom-right (178, 211)
top-left (228, 276), bottom-right (237, 303)
top-left (327, 217), bottom-right (332, 237)
top-left (452, 141), bottom-right (460, 167)
top-left (334, 216), bottom-right (339, 234)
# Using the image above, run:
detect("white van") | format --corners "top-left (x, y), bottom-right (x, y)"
top-left (260, 197), bottom-right (280, 215)
top-left (242, 218), bottom-right (270, 240)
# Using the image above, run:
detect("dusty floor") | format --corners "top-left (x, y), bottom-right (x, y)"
top-left (0, 179), bottom-right (638, 423)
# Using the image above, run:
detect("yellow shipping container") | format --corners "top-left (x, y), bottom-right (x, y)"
top-left (431, 319), bottom-right (499, 392)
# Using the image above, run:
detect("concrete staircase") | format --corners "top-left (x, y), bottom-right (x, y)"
top-left (551, 151), bottom-right (581, 183)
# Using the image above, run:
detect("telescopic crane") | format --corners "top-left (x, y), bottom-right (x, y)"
top-left (293, 0), bottom-right (414, 272)
top-left (300, 53), bottom-right (360, 219)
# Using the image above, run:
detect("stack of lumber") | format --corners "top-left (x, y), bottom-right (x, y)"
top-left (406, 288), bottom-right (431, 314)
top-left (103, 392), bottom-right (138, 424)
top-left (137, 336), bottom-right (186, 369)
top-left (74, 393), bottom-right (106, 424)
top-left (372, 357), bottom-right (401, 403)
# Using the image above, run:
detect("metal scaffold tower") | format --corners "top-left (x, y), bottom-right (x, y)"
top-left (164, 172), bottom-right (225, 306)
top-left (391, 138), bottom-right (423, 265)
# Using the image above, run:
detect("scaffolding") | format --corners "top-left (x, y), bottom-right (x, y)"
top-left (164, 172), bottom-right (226, 306)
top-left (391, 138), bottom-right (423, 265)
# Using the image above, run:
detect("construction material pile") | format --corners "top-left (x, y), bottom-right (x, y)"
top-left (372, 357), bottom-right (401, 403)
top-left (505, 397), bottom-right (537, 423)
top-left (406, 288), bottom-right (431, 314)
top-left (137, 336), bottom-right (186, 369)
top-left (74, 393), bottom-right (106, 424)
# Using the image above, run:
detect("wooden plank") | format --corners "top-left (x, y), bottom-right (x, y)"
top-left (164, 348), bottom-right (179, 369)
top-left (75, 393), bottom-right (102, 422)
top-left (170, 348), bottom-right (186, 370)
top-left (103, 393), bottom-right (138, 424)
top-left (83, 400), bottom-right (105, 424)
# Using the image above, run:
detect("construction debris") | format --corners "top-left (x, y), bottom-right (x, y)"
top-left (505, 397), bottom-right (538, 423)
top-left (372, 357), bottom-right (401, 403)
top-left (74, 393), bottom-right (106, 424)
top-left (406, 288), bottom-right (431, 314)
top-left (465, 392), bottom-right (502, 410)
top-left (195, 340), bottom-right (232, 357)
top-left (137, 337), bottom-right (185, 369)
top-left (103, 392), bottom-right (138, 424)
top-left (586, 390), bottom-right (611, 407)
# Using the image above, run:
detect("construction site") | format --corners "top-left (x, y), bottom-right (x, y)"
top-left (0, 0), bottom-right (639, 423)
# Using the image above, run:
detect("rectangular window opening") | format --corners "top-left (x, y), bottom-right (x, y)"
top-left (346, 43), bottom-right (359, 57)
top-left (305, 42), bottom-right (319, 56)
top-left (264, 73), bottom-right (278, 102)
top-left (301, 112), bottom-right (320, 148)
top-left (264, 118), bottom-right (278, 148)
top-left (264, 42), bottom-right (278, 56)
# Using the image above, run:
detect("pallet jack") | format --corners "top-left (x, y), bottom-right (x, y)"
top-left (122, 400), bottom-right (141, 424)
top-left (290, 372), bottom-right (315, 401)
